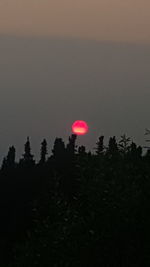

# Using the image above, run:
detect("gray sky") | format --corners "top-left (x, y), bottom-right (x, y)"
top-left (0, 36), bottom-right (150, 160)
top-left (0, 1), bottom-right (150, 160)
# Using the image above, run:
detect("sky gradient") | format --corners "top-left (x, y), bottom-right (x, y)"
top-left (0, 0), bottom-right (150, 43)
top-left (0, 2), bottom-right (150, 160)
top-left (0, 36), bottom-right (150, 160)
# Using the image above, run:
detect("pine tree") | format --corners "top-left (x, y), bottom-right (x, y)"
top-left (66, 134), bottom-right (77, 159)
top-left (119, 134), bottom-right (131, 155)
top-left (1, 146), bottom-right (16, 170)
top-left (106, 136), bottom-right (119, 159)
top-left (20, 137), bottom-right (35, 166)
top-left (52, 138), bottom-right (66, 161)
top-left (95, 136), bottom-right (104, 155)
top-left (7, 146), bottom-right (16, 166)
top-left (40, 139), bottom-right (48, 164)
top-left (78, 145), bottom-right (86, 156)
top-left (128, 142), bottom-right (142, 160)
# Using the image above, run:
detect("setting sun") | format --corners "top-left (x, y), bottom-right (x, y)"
top-left (72, 120), bottom-right (89, 135)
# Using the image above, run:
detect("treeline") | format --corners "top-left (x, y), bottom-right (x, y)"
top-left (0, 134), bottom-right (150, 266)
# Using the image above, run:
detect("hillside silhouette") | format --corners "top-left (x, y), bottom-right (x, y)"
top-left (0, 134), bottom-right (150, 266)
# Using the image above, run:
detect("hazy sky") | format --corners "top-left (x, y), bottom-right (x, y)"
top-left (0, 2), bottom-right (150, 160)
top-left (0, 36), bottom-right (150, 160)
top-left (0, 0), bottom-right (150, 43)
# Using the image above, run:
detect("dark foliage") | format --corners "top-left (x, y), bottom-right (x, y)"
top-left (40, 139), bottom-right (48, 164)
top-left (0, 134), bottom-right (150, 266)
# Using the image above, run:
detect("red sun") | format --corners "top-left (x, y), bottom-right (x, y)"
top-left (72, 120), bottom-right (89, 135)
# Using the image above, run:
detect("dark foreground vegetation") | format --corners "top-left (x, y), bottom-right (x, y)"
top-left (0, 134), bottom-right (150, 266)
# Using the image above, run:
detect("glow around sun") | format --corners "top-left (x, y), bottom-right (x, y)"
top-left (72, 120), bottom-right (89, 135)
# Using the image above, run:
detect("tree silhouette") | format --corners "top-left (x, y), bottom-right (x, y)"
top-left (78, 145), bottom-right (86, 156)
top-left (128, 141), bottom-right (142, 161)
top-left (95, 135), bottom-right (104, 155)
top-left (66, 134), bottom-right (77, 159)
top-left (20, 137), bottom-right (35, 167)
top-left (0, 133), bottom-right (149, 267)
top-left (1, 146), bottom-right (16, 170)
top-left (106, 136), bottom-right (119, 159)
top-left (119, 134), bottom-right (131, 155)
top-left (39, 139), bottom-right (48, 164)
top-left (52, 138), bottom-right (65, 161)
top-left (51, 137), bottom-right (67, 174)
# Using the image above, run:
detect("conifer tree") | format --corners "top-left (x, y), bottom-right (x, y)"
top-left (106, 136), bottom-right (119, 159)
top-left (66, 134), bottom-right (77, 158)
top-left (52, 138), bottom-right (66, 160)
top-left (128, 142), bottom-right (142, 160)
top-left (40, 139), bottom-right (48, 164)
top-left (95, 136), bottom-right (104, 155)
top-left (20, 137), bottom-right (35, 166)
top-left (1, 146), bottom-right (16, 170)
top-left (119, 134), bottom-right (131, 155)
top-left (78, 145), bottom-right (86, 156)
top-left (7, 146), bottom-right (16, 167)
